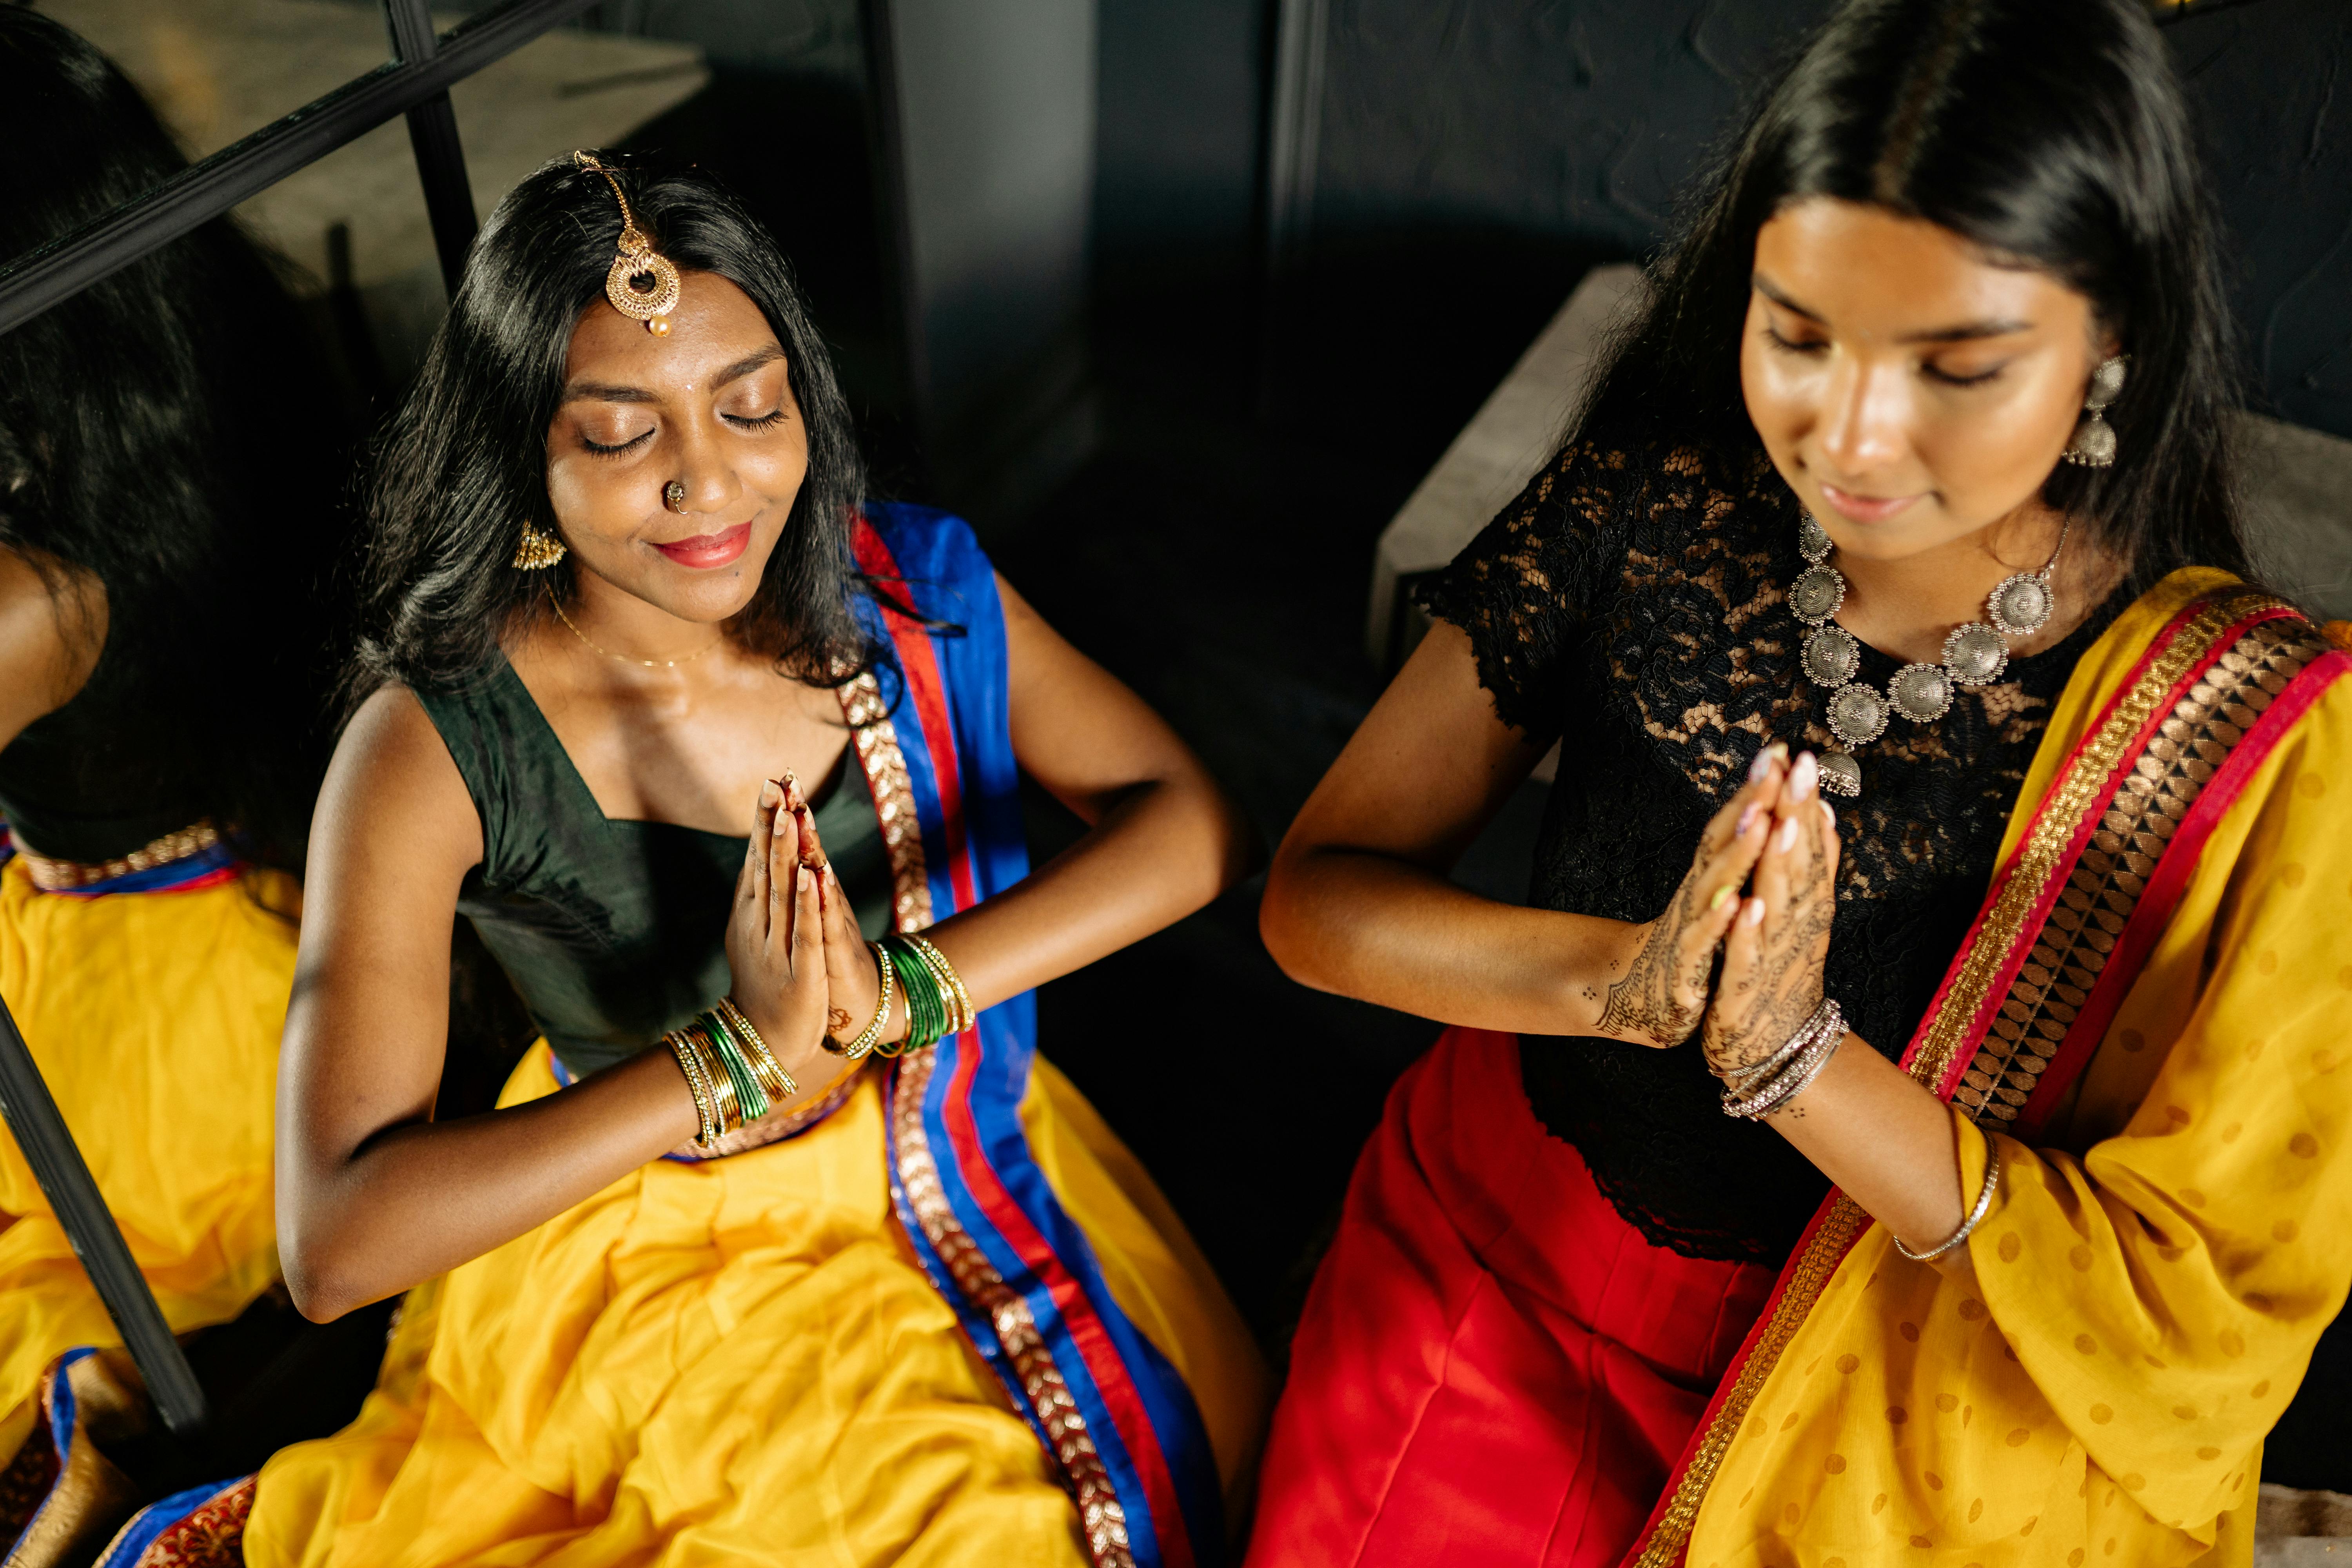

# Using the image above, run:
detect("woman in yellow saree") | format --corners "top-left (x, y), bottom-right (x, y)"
top-left (1245, 0), bottom-right (2352, 1563)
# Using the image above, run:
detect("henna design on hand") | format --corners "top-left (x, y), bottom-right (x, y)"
top-left (1599, 880), bottom-right (1708, 1048)
top-left (1706, 810), bottom-right (1837, 1074)
top-left (828, 1006), bottom-right (852, 1035)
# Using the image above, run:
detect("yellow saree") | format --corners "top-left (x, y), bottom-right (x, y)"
top-left (0, 858), bottom-right (296, 1466)
top-left (1631, 569), bottom-right (2352, 1567)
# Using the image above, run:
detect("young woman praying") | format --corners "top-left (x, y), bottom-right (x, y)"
top-left (1246, 2), bottom-right (2352, 1563)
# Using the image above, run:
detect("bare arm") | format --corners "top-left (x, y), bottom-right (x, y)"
top-left (894, 573), bottom-right (1258, 1009)
top-left (275, 689), bottom-right (826, 1321)
top-left (1259, 618), bottom-right (1773, 1045)
top-left (0, 545), bottom-right (105, 757)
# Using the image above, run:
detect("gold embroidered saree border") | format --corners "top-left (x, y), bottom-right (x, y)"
top-left (844, 650), bottom-right (1141, 1568)
top-left (1905, 587), bottom-right (2285, 1101)
top-left (1623, 586), bottom-right (2283, 1568)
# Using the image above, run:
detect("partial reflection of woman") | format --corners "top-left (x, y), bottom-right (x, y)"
top-left (1248, 2), bottom-right (2352, 1564)
top-left (235, 155), bottom-right (1267, 1568)
top-left (0, 7), bottom-right (352, 1479)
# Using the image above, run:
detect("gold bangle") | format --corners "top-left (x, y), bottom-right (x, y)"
top-left (715, 996), bottom-right (799, 1101)
top-left (665, 1028), bottom-right (719, 1147)
top-left (907, 934), bottom-right (973, 1035)
top-left (683, 1020), bottom-right (742, 1136)
top-left (827, 941), bottom-right (895, 1060)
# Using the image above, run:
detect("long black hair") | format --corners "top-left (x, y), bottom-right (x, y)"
top-left (0, 9), bottom-right (356, 875)
top-left (1582, 0), bottom-right (2247, 587)
top-left (350, 154), bottom-right (875, 699)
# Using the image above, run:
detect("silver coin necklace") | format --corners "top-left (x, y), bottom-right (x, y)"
top-left (1788, 511), bottom-right (2068, 799)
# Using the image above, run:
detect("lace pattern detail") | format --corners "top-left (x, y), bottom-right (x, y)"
top-left (1420, 426), bottom-right (2123, 1262)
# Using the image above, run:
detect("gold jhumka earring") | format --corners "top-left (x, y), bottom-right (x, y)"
top-left (512, 519), bottom-right (567, 570)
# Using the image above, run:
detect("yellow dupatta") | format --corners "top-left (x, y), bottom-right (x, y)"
top-left (1633, 568), bottom-right (2352, 1568)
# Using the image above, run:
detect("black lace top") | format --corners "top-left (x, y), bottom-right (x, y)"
top-left (1417, 427), bottom-right (2124, 1264)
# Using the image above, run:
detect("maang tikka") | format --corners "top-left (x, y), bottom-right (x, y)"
top-left (574, 150), bottom-right (681, 338)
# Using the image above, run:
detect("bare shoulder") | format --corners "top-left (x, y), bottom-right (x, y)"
top-left (311, 684), bottom-right (484, 900)
top-left (0, 544), bottom-right (105, 750)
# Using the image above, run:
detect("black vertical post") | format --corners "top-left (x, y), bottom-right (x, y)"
top-left (0, 993), bottom-right (209, 1437)
top-left (383, 0), bottom-right (479, 296)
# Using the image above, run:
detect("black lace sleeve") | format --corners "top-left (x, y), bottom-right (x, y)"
top-left (1413, 434), bottom-right (1640, 738)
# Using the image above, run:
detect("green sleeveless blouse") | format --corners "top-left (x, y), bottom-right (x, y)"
top-left (416, 653), bottom-right (891, 1076)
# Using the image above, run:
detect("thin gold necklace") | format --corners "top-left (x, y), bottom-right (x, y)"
top-left (548, 590), bottom-right (725, 670)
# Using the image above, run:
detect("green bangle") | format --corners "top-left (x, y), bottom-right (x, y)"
top-left (703, 1008), bottom-right (771, 1122)
top-left (880, 936), bottom-right (946, 1054)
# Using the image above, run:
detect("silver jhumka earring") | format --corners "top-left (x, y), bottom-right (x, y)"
top-left (2061, 354), bottom-right (2127, 468)
top-left (1788, 511), bottom-right (2069, 798)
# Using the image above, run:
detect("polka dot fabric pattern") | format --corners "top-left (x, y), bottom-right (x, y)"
top-left (1681, 573), bottom-right (2352, 1566)
top-left (1416, 426), bottom-right (2126, 1263)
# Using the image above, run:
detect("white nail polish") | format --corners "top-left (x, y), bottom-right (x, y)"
top-left (1775, 817), bottom-right (1799, 853)
top-left (1789, 751), bottom-right (1818, 802)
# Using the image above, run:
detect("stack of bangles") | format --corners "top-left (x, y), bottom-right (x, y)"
top-left (1717, 996), bottom-right (1846, 1120)
top-left (665, 996), bottom-right (800, 1151)
top-left (826, 934), bottom-right (973, 1062)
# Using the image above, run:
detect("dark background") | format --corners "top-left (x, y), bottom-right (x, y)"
top-left (588, 0), bottom-right (2352, 1480)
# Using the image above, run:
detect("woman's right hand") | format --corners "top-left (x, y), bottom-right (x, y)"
top-left (724, 777), bottom-right (830, 1056)
top-left (1590, 744), bottom-right (1787, 1048)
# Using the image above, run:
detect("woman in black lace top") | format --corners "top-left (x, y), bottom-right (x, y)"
top-left (1242, 2), bottom-right (2352, 1565)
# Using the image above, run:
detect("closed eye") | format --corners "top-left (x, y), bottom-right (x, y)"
top-left (1761, 323), bottom-right (1827, 356)
top-left (726, 408), bottom-right (789, 431)
top-left (1922, 361), bottom-right (2006, 388)
top-left (581, 428), bottom-right (654, 456)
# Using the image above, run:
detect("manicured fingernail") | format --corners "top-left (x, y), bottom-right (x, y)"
top-left (796, 866), bottom-right (808, 890)
top-left (1748, 747), bottom-right (1773, 783)
top-left (1820, 799), bottom-right (1837, 829)
top-left (1742, 897), bottom-right (1767, 927)
top-left (1737, 804), bottom-right (1759, 836)
top-left (1775, 817), bottom-right (1799, 853)
top-left (1789, 752), bottom-right (1818, 801)
top-left (1708, 884), bottom-right (1734, 912)
top-left (760, 780), bottom-right (780, 805)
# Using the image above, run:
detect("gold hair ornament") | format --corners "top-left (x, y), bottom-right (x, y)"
top-left (574, 151), bottom-right (680, 336)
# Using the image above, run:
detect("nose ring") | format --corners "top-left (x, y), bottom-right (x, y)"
top-left (662, 480), bottom-right (687, 514)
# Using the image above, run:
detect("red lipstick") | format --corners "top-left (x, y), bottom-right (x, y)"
top-left (1817, 482), bottom-right (1922, 524)
top-left (653, 521), bottom-right (751, 569)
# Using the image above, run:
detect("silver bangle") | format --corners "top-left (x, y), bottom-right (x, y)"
top-left (1726, 1023), bottom-right (1844, 1119)
top-left (1720, 999), bottom-right (1830, 1087)
top-left (1720, 998), bottom-right (1845, 1118)
top-left (1894, 1145), bottom-right (2003, 1262)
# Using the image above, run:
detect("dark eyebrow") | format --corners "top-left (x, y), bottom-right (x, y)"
top-left (1751, 273), bottom-right (2033, 344)
top-left (559, 344), bottom-right (786, 406)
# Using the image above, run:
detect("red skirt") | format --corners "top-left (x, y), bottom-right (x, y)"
top-left (1245, 1027), bottom-right (1775, 1566)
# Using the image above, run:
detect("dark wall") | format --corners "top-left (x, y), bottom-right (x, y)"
top-left (2170, 0), bottom-right (2352, 439)
top-left (1094, 0), bottom-right (1268, 291)
top-left (1222, 0), bottom-right (2352, 445)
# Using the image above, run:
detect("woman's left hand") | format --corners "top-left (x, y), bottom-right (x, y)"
top-left (1703, 749), bottom-right (1842, 1077)
top-left (780, 774), bottom-right (900, 1049)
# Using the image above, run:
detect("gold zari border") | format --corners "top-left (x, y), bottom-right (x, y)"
top-left (1628, 587), bottom-right (2289, 1567)
top-left (15, 820), bottom-right (220, 892)
top-left (843, 653), bottom-right (1139, 1568)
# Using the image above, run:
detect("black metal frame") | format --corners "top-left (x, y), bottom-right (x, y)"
top-left (0, 0), bottom-right (595, 1442)
top-left (0, 0), bottom-right (597, 336)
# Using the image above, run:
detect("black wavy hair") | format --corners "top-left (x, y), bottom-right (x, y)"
top-left (0, 8), bottom-right (357, 875)
top-left (1582, 0), bottom-right (2247, 588)
top-left (349, 154), bottom-right (876, 700)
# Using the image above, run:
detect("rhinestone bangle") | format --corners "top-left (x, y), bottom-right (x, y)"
top-left (1893, 1144), bottom-right (2003, 1263)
